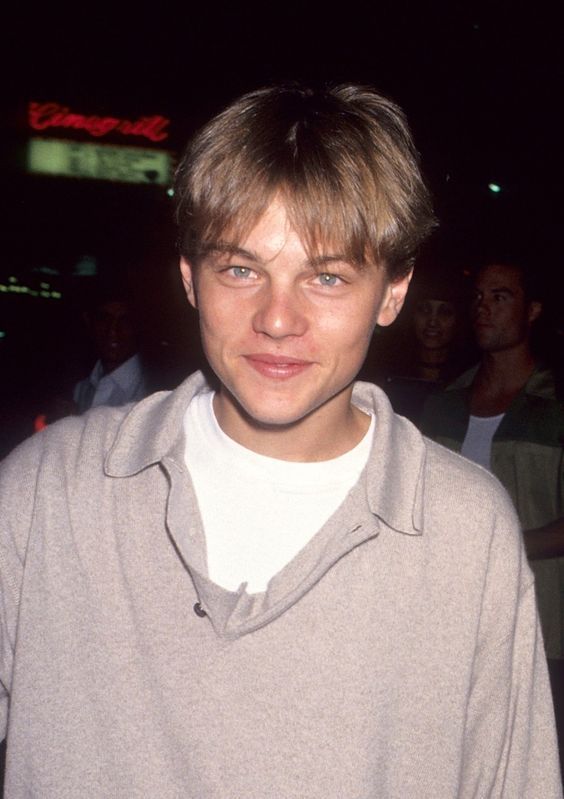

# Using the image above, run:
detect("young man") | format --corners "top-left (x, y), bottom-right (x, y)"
top-left (0, 86), bottom-right (561, 797)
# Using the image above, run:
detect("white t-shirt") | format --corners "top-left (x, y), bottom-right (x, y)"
top-left (460, 413), bottom-right (505, 471)
top-left (183, 389), bottom-right (375, 594)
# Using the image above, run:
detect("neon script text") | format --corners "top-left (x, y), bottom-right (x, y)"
top-left (28, 102), bottom-right (170, 142)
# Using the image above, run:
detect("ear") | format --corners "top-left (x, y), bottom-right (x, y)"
top-left (179, 257), bottom-right (197, 309)
top-left (376, 269), bottom-right (413, 327)
top-left (528, 300), bottom-right (542, 324)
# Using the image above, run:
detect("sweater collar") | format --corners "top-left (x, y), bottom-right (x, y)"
top-left (105, 372), bottom-right (425, 538)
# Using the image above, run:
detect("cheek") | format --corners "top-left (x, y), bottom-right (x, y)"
top-left (441, 319), bottom-right (456, 338)
top-left (301, 304), bottom-right (373, 362)
top-left (197, 310), bottom-right (231, 364)
top-left (198, 290), bottom-right (237, 333)
top-left (413, 316), bottom-right (426, 335)
top-left (337, 306), bottom-right (379, 352)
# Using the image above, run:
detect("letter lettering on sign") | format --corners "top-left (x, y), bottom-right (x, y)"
top-left (27, 102), bottom-right (170, 142)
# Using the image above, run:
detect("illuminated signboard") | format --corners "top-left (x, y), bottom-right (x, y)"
top-left (28, 102), bottom-right (170, 143)
top-left (27, 138), bottom-right (172, 186)
top-left (0, 276), bottom-right (62, 300)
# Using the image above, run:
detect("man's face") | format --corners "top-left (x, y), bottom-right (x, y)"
top-left (180, 199), bottom-right (410, 438)
top-left (87, 300), bottom-right (137, 372)
top-left (471, 264), bottom-right (539, 353)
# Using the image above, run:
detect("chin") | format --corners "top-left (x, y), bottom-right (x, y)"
top-left (230, 386), bottom-right (327, 428)
top-left (239, 401), bottom-right (312, 429)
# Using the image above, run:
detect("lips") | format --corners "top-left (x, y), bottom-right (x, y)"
top-left (422, 329), bottom-right (444, 343)
top-left (244, 353), bottom-right (312, 379)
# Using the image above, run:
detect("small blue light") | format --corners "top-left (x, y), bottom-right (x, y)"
top-left (488, 182), bottom-right (502, 194)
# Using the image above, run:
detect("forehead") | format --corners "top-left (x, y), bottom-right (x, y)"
top-left (215, 198), bottom-right (370, 270)
top-left (99, 300), bottom-right (129, 314)
top-left (92, 301), bottom-right (131, 322)
top-left (476, 264), bottom-right (523, 292)
top-left (416, 298), bottom-right (455, 309)
top-left (239, 200), bottom-right (299, 255)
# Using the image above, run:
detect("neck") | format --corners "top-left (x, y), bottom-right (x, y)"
top-left (416, 364), bottom-right (442, 382)
top-left (477, 343), bottom-right (536, 391)
top-left (213, 389), bottom-right (371, 462)
top-left (417, 345), bottom-right (449, 366)
top-left (415, 346), bottom-right (449, 381)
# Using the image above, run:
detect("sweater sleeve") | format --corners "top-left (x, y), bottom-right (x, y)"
top-left (0, 436), bottom-right (42, 740)
top-left (459, 499), bottom-right (563, 797)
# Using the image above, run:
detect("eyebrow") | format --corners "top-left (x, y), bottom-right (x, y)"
top-left (489, 286), bottom-right (515, 295)
top-left (203, 243), bottom-right (362, 270)
top-left (476, 285), bottom-right (514, 295)
top-left (204, 243), bottom-right (260, 262)
top-left (308, 254), bottom-right (361, 270)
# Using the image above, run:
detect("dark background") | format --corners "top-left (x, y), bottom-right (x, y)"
top-left (1, 0), bottom-right (563, 455)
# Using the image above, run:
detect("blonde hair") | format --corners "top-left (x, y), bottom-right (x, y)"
top-left (175, 84), bottom-right (436, 281)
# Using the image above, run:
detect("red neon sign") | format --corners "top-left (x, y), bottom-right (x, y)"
top-left (28, 102), bottom-right (170, 143)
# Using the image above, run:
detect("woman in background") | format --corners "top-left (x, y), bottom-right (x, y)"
top-left (412, 293), bottom-right (459, 383)
top-left (379, 266), bottom-right (473, 426)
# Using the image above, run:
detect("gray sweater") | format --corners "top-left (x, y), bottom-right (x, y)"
top-left (0, 374), bottom-right (561, 797)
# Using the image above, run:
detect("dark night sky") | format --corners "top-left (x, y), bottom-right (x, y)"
top-left (4, 0), bottom-right (563, 264)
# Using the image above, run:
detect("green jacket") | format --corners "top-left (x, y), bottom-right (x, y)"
top-left (422, 366), bottom-right (564, 659)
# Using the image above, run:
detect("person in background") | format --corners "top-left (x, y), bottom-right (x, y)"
top-left (383, 267), bottom-right (471, 425)
top-left (412, 293), bottom-right (459, 381)
top-left (421, 257), bottom-right (564, 769)
top-left (73, 286), bottom-right (149, 412)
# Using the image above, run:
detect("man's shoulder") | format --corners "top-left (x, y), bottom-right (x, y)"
top-left (7, 371), bottom-right (211, 483)
top-left (414, 439), bottom-right (526, 586)
top-left (359, 383), bottom-right (518, 544)
top-left (502, 367), bottom-right (564, 448)
top-left (523, 367), bottom-right (564, 422)
top-left (419, 378), bottom-right (471, 443)
top-left (424, 432), bottom-right (506, 491)
top-left (422, 434), bottom-right (518, 526)
top-left (526, 365), bottom-right (563, 399)
top-left (0, 403), bottom-right (131, 483)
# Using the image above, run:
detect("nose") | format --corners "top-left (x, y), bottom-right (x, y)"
top-left (252, 284), bottom-right (308, 339)
top-left (473, 294), bottom-right (489, 320)
top-left (105, 316), bottom-right (124, 341)
top-left (108, 318), bottom-right (119, 336)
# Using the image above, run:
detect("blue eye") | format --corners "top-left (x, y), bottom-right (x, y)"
top-left (318, 273), bottom-right (340, 286)
top-left (230, 266), bottom-right (253, 278)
